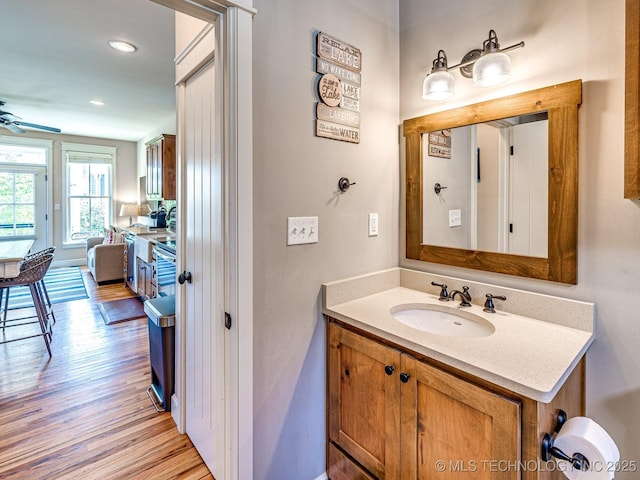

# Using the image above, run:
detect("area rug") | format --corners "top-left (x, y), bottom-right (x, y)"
top-left (98, 297), bottom-right (147, 325)
top-left (6, 266), bottom-right (89, 309)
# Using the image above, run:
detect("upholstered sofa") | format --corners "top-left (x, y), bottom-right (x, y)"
top-left (86, 236), bottom-right (125, 285)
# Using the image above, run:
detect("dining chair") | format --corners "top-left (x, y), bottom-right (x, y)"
top-left (0, 247), bottom-right (57, 327)
top-left (0, 252), bottom-right (55, 357)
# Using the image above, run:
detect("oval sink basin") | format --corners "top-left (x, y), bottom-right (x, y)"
top-left (390, 304), bottom-right (495, 338)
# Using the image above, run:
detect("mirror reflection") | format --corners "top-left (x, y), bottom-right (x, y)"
top-left (423, 112), bottom-right (548, 258)
top-left (404, 80), bottom-right (581, 284)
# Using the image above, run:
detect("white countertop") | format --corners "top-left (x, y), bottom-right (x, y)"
top-left (120, 225), bottom-right (173, 236)
top-left (0, 239), bottom-right (34, 262)
top-left (323, 268), bottom-right (595, 403)
top-left (0, 239), bottom-right (34, 278)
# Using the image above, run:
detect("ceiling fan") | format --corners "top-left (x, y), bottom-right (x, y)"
top-left (0, 101), bottom-right (61, 134)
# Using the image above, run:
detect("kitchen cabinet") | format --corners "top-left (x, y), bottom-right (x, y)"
top-left (146, 134), bottom-right (176, 200)
top-left (136, 257), bottom-right (155, 300)
top-left (327, 321), bottom-right (584, 480)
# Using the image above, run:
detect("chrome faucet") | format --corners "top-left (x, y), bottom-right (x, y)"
top-left (449, 286), bottom-right (472, 307)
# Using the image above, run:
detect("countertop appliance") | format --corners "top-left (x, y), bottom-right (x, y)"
top-left (149, 210), bottom-right (167, 228)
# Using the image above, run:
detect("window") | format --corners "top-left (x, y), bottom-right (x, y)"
top-left (62, 143), bottom-right (116, 244)
top-left (0, 143), bottom-right (48, 165)
top-left (0, 138), bottom-right (50, 251)
top-left (0, 169), bottom-right (38, 237)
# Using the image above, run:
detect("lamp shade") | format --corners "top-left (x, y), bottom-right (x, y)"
top-left (120, 203), bottom-right (138, 226)
top-left (472, 51), bottom-right (511, 87)
top-left (119, 203), bottom-right (139, 217)
top-left (422, 70), bottom-right (455, 101)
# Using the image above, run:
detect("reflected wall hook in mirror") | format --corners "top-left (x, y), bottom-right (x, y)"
top-left (434, 182), bottom-right (447, 194)
top-left (338, 177), bottom-right (356, 193)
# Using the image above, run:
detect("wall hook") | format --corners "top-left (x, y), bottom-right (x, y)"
top-left (434, 182), bottom-right (447, 194)
top-left (338, 177), bottom-right (356, 193)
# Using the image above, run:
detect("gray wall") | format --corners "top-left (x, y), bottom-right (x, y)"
top-left (400, 0), bottom-right (639, 476)
top-left (423, 126), bottom-right (472, 248)
top-left (252, 0), bottom-right (399, 478)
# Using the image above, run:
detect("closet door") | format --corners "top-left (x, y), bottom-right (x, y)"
top-left (182, 56), bottom-right (226, 477)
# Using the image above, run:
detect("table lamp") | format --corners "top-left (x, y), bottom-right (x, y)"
top-left (120, 203), bottom-right (139, 226)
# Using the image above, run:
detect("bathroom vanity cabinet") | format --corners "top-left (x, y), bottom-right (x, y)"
top-left (327, 320), bottom-right (585, 480)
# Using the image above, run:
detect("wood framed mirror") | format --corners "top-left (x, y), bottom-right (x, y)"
top-left (625, 0), bottom-right (640, 198)
top-left (404, 80), bottom-right (582, 284)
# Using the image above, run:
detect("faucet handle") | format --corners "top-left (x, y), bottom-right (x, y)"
top-left (460, 286), bottom-right (472, 306)
top-left (483, 293), bottom-right (507, 313)
top-left (431, 282), bottom-right (449, 301)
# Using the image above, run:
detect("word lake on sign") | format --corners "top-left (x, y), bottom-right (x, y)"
top-left (316, 103), bottom-right (360, 128)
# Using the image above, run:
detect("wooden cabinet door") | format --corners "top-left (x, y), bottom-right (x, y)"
top-left (145, 135), bottom-right (176, 200)
top-left (160, 134), bottom-right (176, 200)
top-left (400, 355), bottom-right (521, 480)
top-left (146, 141), bottom-right (160, 198)
top-left (329, 323), bottom-right (401, 479)
top-left (146, 144), bottom-right (154, 197)
top-left (328, 443), bottom-right (375, 480)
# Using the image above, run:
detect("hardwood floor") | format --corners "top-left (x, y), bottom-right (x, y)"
top-left (0, 268), bottom-right (213, 480)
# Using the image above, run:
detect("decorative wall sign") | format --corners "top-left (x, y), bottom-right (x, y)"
top-left (340, 96), bottom-right (360, 112)
top-left (428, 129), bottom-right (452, 158)
top-left (316, 103), bottom-right (360, 127)
top-left (341, 82), bottom-right (360, 100)
top-left (317, 120), bottom-right (360, 144)
top-left (315, 32), bottom-right (361, 144)
top-left (317, 58), bottom-right (361, 85)
top-left (317, 32), bottom-right (362, 73)
top-left (318, 74), bottom-right (341, 107)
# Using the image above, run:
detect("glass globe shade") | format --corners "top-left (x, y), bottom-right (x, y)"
top-left (422, 70), bottom-right (455, 101)
top-left (472, 51), bottom-right (511, 87)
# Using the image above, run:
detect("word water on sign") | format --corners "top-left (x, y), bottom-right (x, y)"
top-left (315, 32), bottom-right (361, 144)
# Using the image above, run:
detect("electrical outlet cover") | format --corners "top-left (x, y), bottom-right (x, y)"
top-left (368, 213), bottom-right (379, 236)
top-left (448, 209), bottom-right (462, 227)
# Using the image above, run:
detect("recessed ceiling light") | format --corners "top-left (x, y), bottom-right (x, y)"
top-left (108, 40), bottom-right (137, 53)
top-left (90, 100), bottom-right (106, 106)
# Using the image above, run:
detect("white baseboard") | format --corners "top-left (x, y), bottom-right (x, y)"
top-left (52, 259), bottom-right (85, 268)
top-left (170, 394), bottom-right (183, 433)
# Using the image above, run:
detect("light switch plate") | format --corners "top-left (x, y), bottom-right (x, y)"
top-left (287, 216), bottom-right (319, 245)
top-left (449, 209), bottom-right (462, 227)
top-left (368, 213), bottom-right (379, 236)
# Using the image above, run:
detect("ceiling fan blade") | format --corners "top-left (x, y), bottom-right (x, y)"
top-left (1, 122), bottom-right (26, 134)
top-left (13, 121), bottom-right (61, 133)
top-left (0, 110), bottom-right (21, 122)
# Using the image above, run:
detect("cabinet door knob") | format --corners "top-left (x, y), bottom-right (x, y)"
top-left (399, 372), bottom-right (411, 383)
top-left (384, 365), bottom-right (395, 376)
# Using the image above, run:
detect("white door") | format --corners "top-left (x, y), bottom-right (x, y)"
top-left (0, 165), bottom-right (47, 252)
top-left (182, 58), bottom-right (226, 475)
top-left (507, 120), bottom-right (548, 257)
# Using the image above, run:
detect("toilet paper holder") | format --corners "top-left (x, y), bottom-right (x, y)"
top-left (541, 409), bottom-right (590, 471)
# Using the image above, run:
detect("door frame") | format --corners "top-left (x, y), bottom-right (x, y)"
top-left (150, 2), bottom-right (254, 480)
